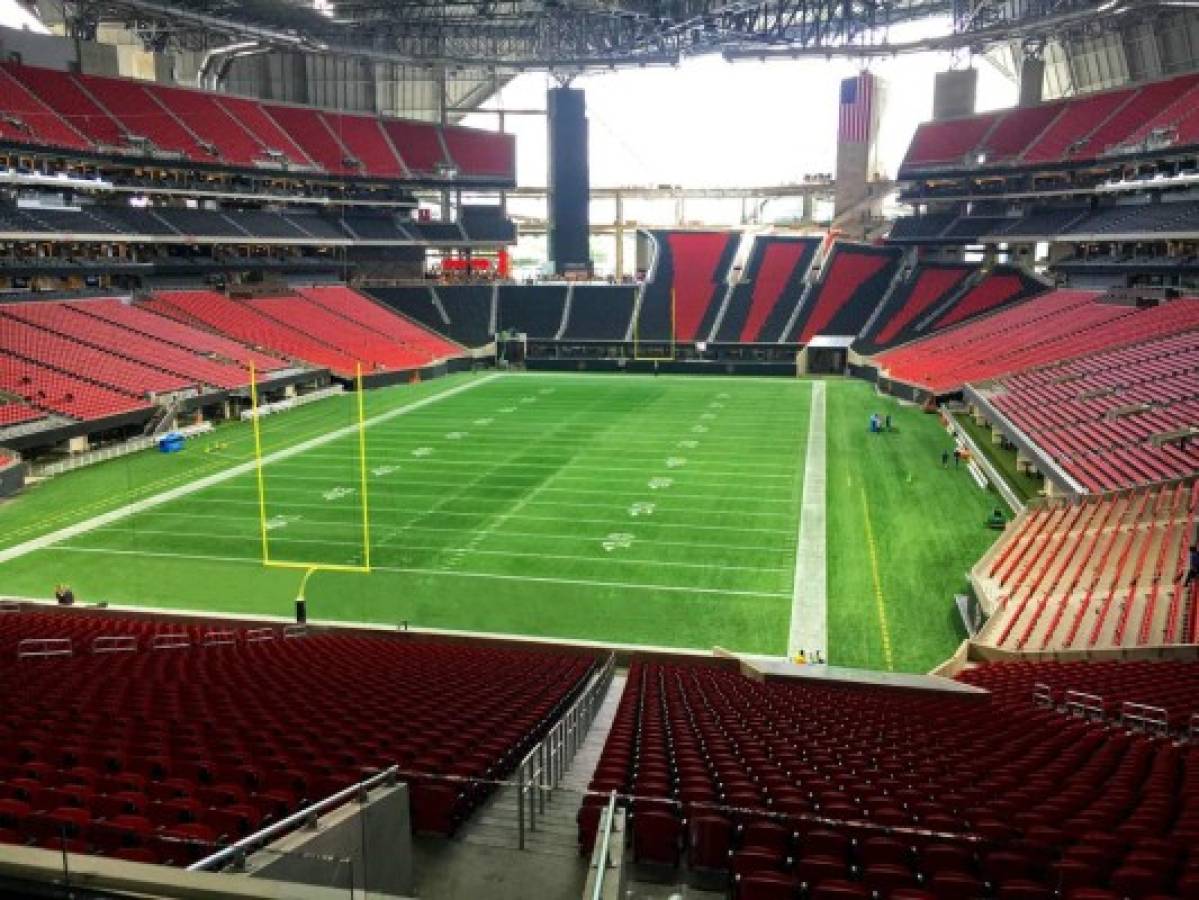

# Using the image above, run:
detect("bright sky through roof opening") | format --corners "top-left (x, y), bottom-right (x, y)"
top-left (463, 17), bottom-right (1017, 189)
top-left (0, 0), bottom-right (49, 32)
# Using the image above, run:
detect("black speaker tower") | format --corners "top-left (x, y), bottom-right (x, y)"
top-left (547, 87), bottom-right (591, 277)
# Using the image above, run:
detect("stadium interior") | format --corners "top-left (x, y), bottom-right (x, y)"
top-left (0, 0), bottom-right (1197, 898)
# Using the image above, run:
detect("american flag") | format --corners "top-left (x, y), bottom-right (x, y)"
top-left (838, 72), bottom-right (875, 144)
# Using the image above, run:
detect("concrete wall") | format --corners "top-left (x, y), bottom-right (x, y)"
top-left (0, 26), bottom-right (77, 70)
top-left (248, 783), bottom-right (414, 897)
top-left (0, 458), bottom-right (25, 498)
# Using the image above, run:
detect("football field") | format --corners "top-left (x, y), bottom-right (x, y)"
top-left (0, 372), bottom-right (999, 671)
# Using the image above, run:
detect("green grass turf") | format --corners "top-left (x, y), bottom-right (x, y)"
top-left (825, 384), bottom-right (1003, 673)
top-left (0, 373), bottom-right (1000, 670)
top-left (953, 411), bottom-right (1044, 504)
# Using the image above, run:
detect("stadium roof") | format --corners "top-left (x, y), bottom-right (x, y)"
top-left (74, 0), bottom-right (1177, 71)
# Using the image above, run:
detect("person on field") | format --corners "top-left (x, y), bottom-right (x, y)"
top-left (54, 584), bottom-right (75, 606)
top-left (941, 449), bottom-right (950, 468)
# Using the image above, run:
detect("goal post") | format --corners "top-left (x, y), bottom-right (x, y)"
top-left (248, 361), bottom-right (372, 580)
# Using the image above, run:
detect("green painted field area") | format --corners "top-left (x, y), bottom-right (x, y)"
top-left (0, 372), bottom-right (1000, 670)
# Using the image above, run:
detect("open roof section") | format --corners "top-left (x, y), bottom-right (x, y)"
top-left (77, 0), bottom-right (1137, 71)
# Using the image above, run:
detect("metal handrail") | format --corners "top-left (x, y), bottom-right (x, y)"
top-left (187, 765), bottom-right (398, 873)
top-left (150, 633), bottom-right (191, 650)
top-left (517, 653), bottom-right (615, 849)
top-left (1064, 689), bottom-right (1105, 721)
top-left (17, 638), bottom-right (72, 658)
top-left (591, 791), bottom-right (618, 900)
top-left (283, 624), bottom-right (308, 639)
top-left (245, 627), bottom-right (275, 643)
top-left (92, 635), bottom-right (137, 654)
top-left (1121, 701), bottom-right (1169, 735)
top-left (202, 630), bottom-right (237, 646)
top-left (1032, 681), bottom-right (1053, 708)
top-left (1190, 713), bottom-right (1199, 742)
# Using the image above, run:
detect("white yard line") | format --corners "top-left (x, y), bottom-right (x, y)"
top-left (129, 504), bottom-right (797, 537)
top-left (129, 509), bottom-right (797, 552)
top-left (60, 528), bottom-right (789, 573)
top-left (0, 374), bottom-right (501, 567)
top-left (788, 380), bottom-right (827, 658)
top-left (38, 546), bottom-right (791, 599)
top-left (156, 492), bottom-right (800, 521)
top-left (266, 454), bottom-right (802, 481)
top-left (200, 477), bottom-right (800, 505)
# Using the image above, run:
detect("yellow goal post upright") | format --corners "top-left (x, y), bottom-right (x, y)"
top-left (248, 361), bottom-right (372, 623)
top-left (632, 287), bottom-right (678, 362)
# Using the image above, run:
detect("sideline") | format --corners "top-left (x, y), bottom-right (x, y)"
top-left (788, 381), bottom-right (827, 657)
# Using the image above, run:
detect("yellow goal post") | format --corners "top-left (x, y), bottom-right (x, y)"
top-left (248, 362), bottom-right (372, 618)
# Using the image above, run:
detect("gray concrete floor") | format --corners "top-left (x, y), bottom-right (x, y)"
top-left (411, 834), bottom-right (587, 900)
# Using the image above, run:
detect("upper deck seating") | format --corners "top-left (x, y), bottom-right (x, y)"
top-left (715, 236), bottom-right (819, 343)
top-left (791, 244), bottom-right (901, 343)
top-left (0, 66), bottom-right (89, 150)
top-left (901, 71), bottom-right (1199, 172)
top-left (497, 286), bottom-right (568, 339)
top-left (381, 120), bottom-right (450, 176)
top-left (363, 287), bottom-right (450, 338)
top-left (0, 63), bottom-right (514, 185)
top-left (931, 268), bottom-right (1045, 330)
top-left (3, 63), bottom-right (125, 148)
top-left (903, 113), bottom-right (1001, 168)
top-left (442, 126), bottom-right (517, 179)
top-left (634, 230), bottom-right (740, 342)
top-left (0, 608), bottom-right (593, 857)
top-left (1066, 200), bottom-right (1199, 237)
top-left (560, 286), bottom-right (638, 341)
top-left (887, 214), bottom-right (956, 242)
top-left (855, 264), bottom-right (973, 352)
top-left (80, 76), bottom-right (204, 160)
top-left (1022, 89), bottom-right (1136, 163)
top-left (321, 113), bottom-right (405, 178)
top-left (430, 287), bottom-right (494, 347)
top-left (210, 96), bottom-right (313, 167)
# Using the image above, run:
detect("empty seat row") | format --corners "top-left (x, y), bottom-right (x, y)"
top-left (581, 660), bottom-right (1199, 900)
top-left (0, 607), bottom-right (595, 860)
top-left (0, 61), bottom-right (514, 183)
top-left (901, 70), bottom-right (1199, 172)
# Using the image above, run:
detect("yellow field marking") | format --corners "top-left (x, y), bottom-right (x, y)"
top-left (860, 486), bottom-right (895, 671)
top-left (3, 398), bottom-right (353, 546)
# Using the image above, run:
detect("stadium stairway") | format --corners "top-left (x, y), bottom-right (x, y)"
top-left (456, 671), bottom-right (628, 859)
